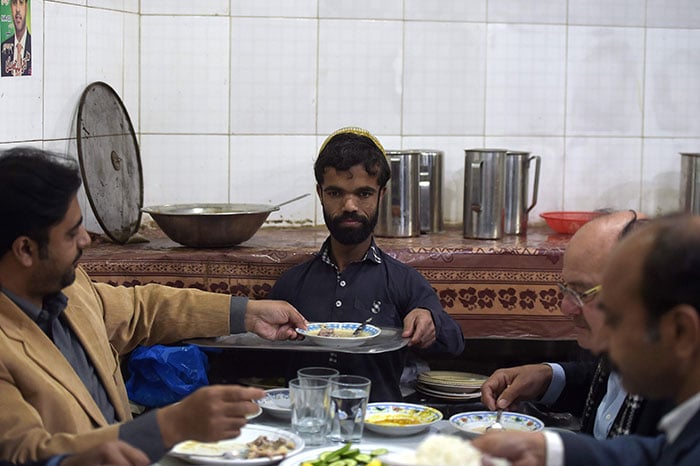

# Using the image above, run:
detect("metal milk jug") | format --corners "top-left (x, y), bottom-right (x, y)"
top-left (680, 152), bottom-right (700, 215)
top-left (504, 151), bottom-right (541, 235)
top-left (463, 149), bottom-right (506, 240)
top-left (375, 151), bottom-right (420, 237)
top-left (419, 150), bottom-right (444, 233)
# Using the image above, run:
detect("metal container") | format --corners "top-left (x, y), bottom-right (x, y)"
top-left (375, 151), bottom-right (420, 237)
top-left (419, 150), bottom-right (444, 233)
top-left (463, 149), bottom-right (507, 240)
top-left (504, 151), bottom-right (541, 235)
top-left (681, 152), bottom-right (700, 215)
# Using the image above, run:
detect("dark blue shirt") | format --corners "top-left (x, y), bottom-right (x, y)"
top-left (268, 237), bottom-right (464, 401)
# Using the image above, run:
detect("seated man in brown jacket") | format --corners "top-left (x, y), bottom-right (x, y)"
top-left (0, 147), bottom-right (307, 463)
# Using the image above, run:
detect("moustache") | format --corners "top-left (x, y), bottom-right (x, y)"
top-left (336, 212), bottom-right (368, 224)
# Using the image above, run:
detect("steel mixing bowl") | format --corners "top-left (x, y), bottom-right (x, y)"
top-left (142, 203), bottom-right (279, 248)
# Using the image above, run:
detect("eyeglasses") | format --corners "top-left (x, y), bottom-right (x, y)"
top-left (557, 282), bottom-right (602, 308)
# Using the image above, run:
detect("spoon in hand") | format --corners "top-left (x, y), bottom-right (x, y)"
top-left (485, 409), bottom-right (504, 431)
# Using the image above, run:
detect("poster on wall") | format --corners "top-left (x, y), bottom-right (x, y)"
top-left (1, 0), bottom-right (31, 77)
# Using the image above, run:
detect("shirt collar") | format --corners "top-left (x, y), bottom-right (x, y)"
top-left (14, 29), bottom-right (27, 50)
top-left (318, 236), bottom-right (382, 269)
top-left (658, 390), bottom-right (700, 443)
top-left (1, 287), bottom-right (67, 334)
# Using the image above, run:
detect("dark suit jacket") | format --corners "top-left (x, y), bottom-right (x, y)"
top-left (552, 358), bottom-right (670, 437)
top-left (1, 31), bottom-right (31, 76)
top-left (562, 406), bottom-right (700, 466)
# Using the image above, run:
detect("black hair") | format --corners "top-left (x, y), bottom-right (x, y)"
top-left (640, 214), bottom-right (700, 322)
top-left (0, 147), bottom-right (82, 257)
top-left (314, 133), bottom-right (390, 188)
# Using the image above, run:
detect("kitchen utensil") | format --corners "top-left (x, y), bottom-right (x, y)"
top-left (76, 81), bottom-right (143, 244)
top-left (504, 151), bottom-right (541, 235)
top-left (376, 151), bottom-right (420, 237)
top-left (680, 152), bottom-right (700, 214)
top-left (485, 409), bottom-right (504, 431)
top-left (142, 193), bottom-right (310, 248)
top-left (463, 149), bottom-right (507, 240)
top-left (540, 211), bottom-right (602, 234)
top-left (353, 317), bottom-right (373, 336)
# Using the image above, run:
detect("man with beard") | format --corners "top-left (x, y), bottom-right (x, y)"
top-left (1, 0), bottom-right (31, 76)
top-left (267, 127), bottom-right (464, 401)
top-left (0, 147), bottom-right (307, 462)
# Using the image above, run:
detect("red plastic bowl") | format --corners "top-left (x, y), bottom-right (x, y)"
top-left (539, 211), bottom-right (602, 234)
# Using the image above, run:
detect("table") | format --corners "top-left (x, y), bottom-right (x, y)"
top-left (82, 225), bottom-right (574, 340)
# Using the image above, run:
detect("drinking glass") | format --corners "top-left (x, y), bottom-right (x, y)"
top-left (328, 375), bottom-right (371, 443)
top-left (288, 377), bottom-right (330, 446)
top-left (297, 366), bottom-right (340, 381)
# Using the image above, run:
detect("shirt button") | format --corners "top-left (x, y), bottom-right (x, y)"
top-left (335, 300), bottom-right (342, 307)
top-left (605, 414), bottom-right (612, 420)
top-left (339, 280), bottom-right (346, 287)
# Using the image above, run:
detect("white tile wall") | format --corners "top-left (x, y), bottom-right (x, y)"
top-left (2, 1), bottom-right (699, 229)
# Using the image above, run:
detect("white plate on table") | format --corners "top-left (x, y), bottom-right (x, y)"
top-left (364, 402), bottom-right (443, 436)
top-left (169, 424), bottom-right (303, 465)
top-left (296, 322), bottom-right (381, 348)
top-left (278, 442), bottom-right (412, 466)
top-left (449, 411), bottom-right (544, 438)
top-left (256, 388), bottom-right (291, 420)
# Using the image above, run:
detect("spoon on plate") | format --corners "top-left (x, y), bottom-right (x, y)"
top-left (485, 409), bottom-right (504, 431)
top-left (352, 317), bottom-right (373, 336)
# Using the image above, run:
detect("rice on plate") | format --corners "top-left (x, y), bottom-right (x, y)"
top-left (381, 434), bottom-right (509, 466)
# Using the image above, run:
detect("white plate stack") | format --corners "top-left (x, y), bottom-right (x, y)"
top-left (415, 371), bottom-right (487, 400)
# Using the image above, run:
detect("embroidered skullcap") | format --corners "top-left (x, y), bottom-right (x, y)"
top-left (318, 126), bottom-right (385, 157)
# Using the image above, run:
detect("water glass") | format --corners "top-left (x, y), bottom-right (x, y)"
top-left (288, 377), bottom-right (330, 446)
top-left (297, 366), bottom-right (340, 380)
top-left (328, 375), bottom-right (371, 443)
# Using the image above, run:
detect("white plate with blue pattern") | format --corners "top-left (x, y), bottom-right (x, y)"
top-left (256, 388), bottom-right (291, 420)
top-left (296, 322), bottom-right (381, 348)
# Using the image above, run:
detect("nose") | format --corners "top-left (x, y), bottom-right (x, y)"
top-left (341, 194), bottom-right (360, 212)
top-left (78, 226), bottom-right (92, 248)
top-left (559, 296), bottom-right (581, 316)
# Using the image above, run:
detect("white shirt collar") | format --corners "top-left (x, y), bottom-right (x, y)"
top-left (658, 390), bottom-right (700, 443)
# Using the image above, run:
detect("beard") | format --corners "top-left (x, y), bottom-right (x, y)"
top-left (324, 207), bottom-right (379, 245)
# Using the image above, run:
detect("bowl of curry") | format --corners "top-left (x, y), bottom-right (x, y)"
top-left (364, 402), bottom-right (443, 436)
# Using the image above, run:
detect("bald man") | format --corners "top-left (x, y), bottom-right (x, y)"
top-left (481, 211), bottom-right (670, 439)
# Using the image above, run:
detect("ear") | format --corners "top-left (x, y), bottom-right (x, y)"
top-left (665, 304), bottom-right (700, 360)
top-left (10, 236), bottom-right (37, 268)
top-left (378, 186), bottom-right (387, 201)
top-left (316, 184), bottom-right (323, 201)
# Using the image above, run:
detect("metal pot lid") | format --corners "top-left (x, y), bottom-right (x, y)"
top-left (76, 82), bottom-right (143, 244)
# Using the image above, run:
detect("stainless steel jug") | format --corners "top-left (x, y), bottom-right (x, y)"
top-left (419, 150), bottom-right (444, 233)
top-left (681, 152), bottom-right (700, 215)
top-left (504, 151), bottom-right (541, 235)
top-left (375, 151), bottom-right (420, 237)
top-left (463, 149), bottom-right (506, 240)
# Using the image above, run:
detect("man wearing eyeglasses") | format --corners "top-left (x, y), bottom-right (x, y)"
top-left (481, 210), bottom-right (670, 439)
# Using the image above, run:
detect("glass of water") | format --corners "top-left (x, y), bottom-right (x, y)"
top-left (328, 375), bottom-right (372, 443)
top-left (297, 366), bottom-right (340, 381)
top-left (289, 377), bottom-right (330, 446)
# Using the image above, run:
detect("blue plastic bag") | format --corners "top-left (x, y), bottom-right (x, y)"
top-left (126, 344), bottom-right (209, 408)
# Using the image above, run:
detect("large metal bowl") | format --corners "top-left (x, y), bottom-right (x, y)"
top-left (142, 203), bottom-right (279, 248)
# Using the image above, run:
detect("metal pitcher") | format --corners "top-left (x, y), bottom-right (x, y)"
top-left (375, 151), bottom-right (420, 237)
top-left (419, 150), bottom-right (444, 233)
top-left (681, 152), bottom-right (700, 215)
top-left (504, 151), bottom-right (541, 235)
top-left (463, 149), bottom-right (506, 240)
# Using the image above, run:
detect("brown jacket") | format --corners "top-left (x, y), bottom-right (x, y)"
top-left (0, 267), bottom-right (230, 462)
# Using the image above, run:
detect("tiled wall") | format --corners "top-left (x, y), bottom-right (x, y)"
top-left (2, 0), bottom-right (700, 234)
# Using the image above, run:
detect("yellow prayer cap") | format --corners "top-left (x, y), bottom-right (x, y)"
top-left (318, 126), bottom-right (386, 157)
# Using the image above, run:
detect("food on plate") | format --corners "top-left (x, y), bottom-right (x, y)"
top-left (365, 414), bottom-right (421, 426)
top-left (317, 324), bottom-right (369, 338)
top-left (382, 434), bottom-right (509, 466)
top-left (246, 435), bottom-right (295, 459)
top-left (300, 442), bottom-right (388, 466)
top-left (173, 434), bottom-right (295, 459)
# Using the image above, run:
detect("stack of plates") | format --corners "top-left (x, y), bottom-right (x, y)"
top-left (415, 370), bottom-right (487, 400)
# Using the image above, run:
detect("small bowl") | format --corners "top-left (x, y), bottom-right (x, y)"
top-left (540, 211), bottom-right (602, 234)
top-left (296, 322), bottom-right (381, 348)
top-left (256, 388), bottom-right (291, 420)
top-left (449, 411), bottom-right (544, 438)
top-left (364, 402), bottom-right (443, 436)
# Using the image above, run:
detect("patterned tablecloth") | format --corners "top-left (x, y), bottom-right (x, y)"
top-left (81, 225), bottom-right (573, 340)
